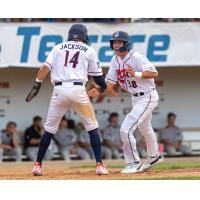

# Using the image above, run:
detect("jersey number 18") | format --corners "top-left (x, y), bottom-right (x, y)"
top-left (127, 80), bottom-right (137, 88)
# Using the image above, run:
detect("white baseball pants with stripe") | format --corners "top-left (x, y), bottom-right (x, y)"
top-left (120, 89), bottom-right (159, 164)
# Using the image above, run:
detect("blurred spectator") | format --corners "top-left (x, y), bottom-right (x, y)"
top-left (102, 112), bottom-right (123, 159)
top-left (53, 117), bottom-right (89, 160)
top-left (67, 119), bottom-right (76, 130)
top-left (1, 18), bottom-right (200, 23)
top-left (131, 18), bottom-right (200, 23)
top-left (24, 116), bottom-right (54, 161)
top-left (53, 18), bottom-right (81, 22)
top-left (75, 122), bottom-right (110, 160)
top-left (75, 122), bottom-right (94, 160)
top-left (134, 129), bottom-right (147, 158)
top-left (82, 18), bottom-right (117, 23)
top-left (159, 113), bottom-right (192, 156)
top-left (0, 122), bottom-right (22, 162)
top-left (0, 18), bottom-right (12, 22)
top-left (117, 18), bottom-right (131, 23)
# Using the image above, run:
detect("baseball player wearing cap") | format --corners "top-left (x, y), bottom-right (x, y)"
top-left (88, 31), bottom-right (163, 173)
top-left (26, 24), bottom-right (116, 176)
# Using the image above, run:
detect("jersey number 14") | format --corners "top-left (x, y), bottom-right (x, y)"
top-left (64, 50), bottom-right (80, 68)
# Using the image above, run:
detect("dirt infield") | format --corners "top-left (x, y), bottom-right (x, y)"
top-left (0, 157), bottom-right (200, 180)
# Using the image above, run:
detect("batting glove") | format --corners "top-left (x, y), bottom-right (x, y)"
top-left (26, 81), bottom-right (41, 102)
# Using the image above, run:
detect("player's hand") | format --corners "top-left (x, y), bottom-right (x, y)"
top-left (126, 64), bottom-right (135, 77)
top-left (87, 82), bottom-right (101, 97)
top-left (87, 82), bottom-right (118, 97)
top-left (87, 87), bottom-right (100, 97)
top-left (26, 81), bottom-right (41, 102)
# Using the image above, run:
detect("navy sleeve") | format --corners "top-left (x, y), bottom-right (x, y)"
top-left (93, 75), bottom-right (107, 90)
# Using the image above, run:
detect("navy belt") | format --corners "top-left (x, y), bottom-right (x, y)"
top-left (55, 81), bottom-right (83, 86)
top-left (132, 92), bottom-right (145, 97)
top-left (132, 88), bottom-right (155, 97)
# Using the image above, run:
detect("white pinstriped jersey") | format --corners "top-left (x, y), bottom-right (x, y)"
top-left (106, 50), bottom-right (157, 93)
top-left (44, 41), bottom-right (103, 84)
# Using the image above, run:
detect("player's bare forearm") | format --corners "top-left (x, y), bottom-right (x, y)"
top-left (127, 64), bottom-right (158, 79)
top-left (36, 64), bottom-right (51, 81)
top-left (142, 71), bottom-right (158, 79)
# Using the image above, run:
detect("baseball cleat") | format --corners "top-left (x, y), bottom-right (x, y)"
top-left (138, 154), bottom-right (164, 172)
top-left (96, 162), bottom-right (109, 175)
top-left (32, 162), bottom-right (42, 176)
top-left (121, 162), bottom-right (142, 174)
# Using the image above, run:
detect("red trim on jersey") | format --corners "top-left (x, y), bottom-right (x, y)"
top-left (123, 51), bottom-right (134, 90)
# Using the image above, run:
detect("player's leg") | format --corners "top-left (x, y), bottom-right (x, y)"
top-left (135, 90), bottom-right (159, 157)
top-left (120, 104), bottom-right (146, 164)
top-left (137, 93), bottom-right (163, 171)
top-left (72, 102), bottom-right (108, 174)
top-left (138, 112), bottom-right (159, 158)
top-left (72, 102), bottom-right (100, 160)
top-left (71, 85), bottom-right (108, 174)
top-left (120, 111), bottom-right (141, 173)
top-left (138, 112), bottom-right (163, 170)
top-left (32, 90), bottom-right (70, 175)
top-left (120, 92), bottom-right (159, 173)
top-left (71, 88), bottom-right (100, 162)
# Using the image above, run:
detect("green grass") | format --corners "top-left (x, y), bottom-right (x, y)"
top-left (106, 161), bottom-right (200, 170)
top-left (143, 176), bottom-right (200, 180)
top-left (112, 176), bottom-right (200, 180)
top-left (69, 159), bottom-right (200, 180)
top-left (72, 160), bottom-right (200, 170)
top-left (152, 161), bottom-right (200, 170)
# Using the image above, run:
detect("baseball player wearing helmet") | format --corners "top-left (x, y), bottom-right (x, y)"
top-left (88, 31), bottom-right (163, 173)
top-left (26, 24), bottom-right (116, 176)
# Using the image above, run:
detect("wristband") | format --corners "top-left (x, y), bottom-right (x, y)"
top-left (36, 78), bottom-right (42, 82)
top-left (135, 72), bottom-right (142, 78)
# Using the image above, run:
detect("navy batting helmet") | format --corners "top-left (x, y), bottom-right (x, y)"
top-left (68, 24), bottom-right (89, 44)
top-left (110, 31), bottom-right (131, 52)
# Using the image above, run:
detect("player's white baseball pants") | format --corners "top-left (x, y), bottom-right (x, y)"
top-left (120, 89), bottom-right (159, 164)
top-left (44, 81), bottom-right (98, 134)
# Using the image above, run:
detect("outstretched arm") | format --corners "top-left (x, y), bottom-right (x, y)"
top-left (26, 65), bottom-right (50, 102)
top-left (88, 80), bottom-right (117, 98)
